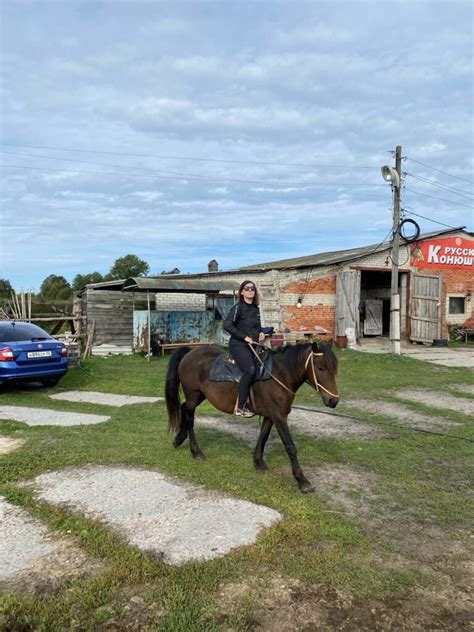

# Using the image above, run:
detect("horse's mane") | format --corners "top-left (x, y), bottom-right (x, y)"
top-left (271, 342), bottom-right (338, 375)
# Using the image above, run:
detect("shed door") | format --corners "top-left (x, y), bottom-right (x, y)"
top-left (409, 273), bottom-right (442, 343)
top-left (364, 300), bottom-right (383, 335)
top-left (336, 270), bottom-right (361, 337)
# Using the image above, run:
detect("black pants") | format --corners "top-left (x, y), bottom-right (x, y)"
top-left (229, 340), bottom-right (256, 409)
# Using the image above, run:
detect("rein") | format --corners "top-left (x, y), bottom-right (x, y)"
top-left (248, 344), bottom-right (338, 399)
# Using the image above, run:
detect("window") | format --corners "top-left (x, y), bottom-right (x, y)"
top-left (449, 297), bottom-right (466, 314)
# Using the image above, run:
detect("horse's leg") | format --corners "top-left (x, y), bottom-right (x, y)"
top-left (184, 392), bottom-right (205, 460)
top-left (172, 402), bottom-right (190, 448)
top-left (275, 417), bottom-right (314, 493)
top-left (253, 417), bottom-right (273, 471)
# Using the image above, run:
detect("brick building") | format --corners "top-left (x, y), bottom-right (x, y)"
top-left (166, 227), bottom-right (473, 344)
top-left (81, 227), bottom-right (473, 350)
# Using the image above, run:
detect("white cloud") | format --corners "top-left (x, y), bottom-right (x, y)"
top-left (0, 1), bottom-right (472, 289)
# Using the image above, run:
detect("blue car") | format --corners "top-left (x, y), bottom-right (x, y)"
top-left (0, 321), bottom-right (68, 387)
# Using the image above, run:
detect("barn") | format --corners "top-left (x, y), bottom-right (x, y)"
top-left (79, 227), bottom-right (473, 352)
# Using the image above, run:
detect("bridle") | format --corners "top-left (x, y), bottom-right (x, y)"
top-left (249, 344), bottom-right (339, 399)
top-left (304, 350), bottom-right (339, 399)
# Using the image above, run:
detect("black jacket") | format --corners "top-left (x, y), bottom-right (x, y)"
top-left (223, 302), bottom-right (262, 343)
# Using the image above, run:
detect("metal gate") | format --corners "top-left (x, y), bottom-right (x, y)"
top-left (409, 273), bottom-right (442, 343)
top-left (336, 270), bottom-right (361, 337)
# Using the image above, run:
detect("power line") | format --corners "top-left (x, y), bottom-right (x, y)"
top-left (404, 187), bottom-right (474, 210)
top-left (403, 207), bottom-right (464, 230)
top-left (0, 155), bottom-right (384, 189)
top-left (0, 142), bottom-right (379, 171)
top-left (406, 156), bottom-right (474, 185)
top-left (405, 171), bottom-right (473, 200)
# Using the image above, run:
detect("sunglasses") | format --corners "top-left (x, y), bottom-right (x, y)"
top-left (243, 286), bottom-right (256, 291)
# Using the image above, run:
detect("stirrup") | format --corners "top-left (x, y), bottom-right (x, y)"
top-left (236, 407), bottom-right (255, 418)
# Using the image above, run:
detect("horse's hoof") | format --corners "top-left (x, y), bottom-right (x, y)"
top-left (173, 435), bottom-right (187, 448)
top-left (299, 481), bottom-right (315, 493)
top-left (193, 452), bottom-right (206, 460)
top-left (254, 461), bottom-right (268, 472)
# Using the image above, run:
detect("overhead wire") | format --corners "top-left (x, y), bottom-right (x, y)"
top-left (0, 150), bottom-right (385, 189)
top-left (0, 161), bottom-right (384, 189)
top-left (402, 207), bottom-right (465, 230)
top-left (405, 171), bottom-right (473, 200)
top-left (0, 142), bottom-right (379, 170)
top-left (404, 188), bottom-right (474, 210)
top-left (406, 156), bottom-right (474, 185)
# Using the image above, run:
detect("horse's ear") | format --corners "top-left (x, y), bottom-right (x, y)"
top-left (327, 339), bottom-right (334, 349)
top-left (312, 341), bottom-right (321, 352)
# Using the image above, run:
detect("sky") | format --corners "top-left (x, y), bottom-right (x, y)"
top-left (1, 0), bottom-right (473, 291)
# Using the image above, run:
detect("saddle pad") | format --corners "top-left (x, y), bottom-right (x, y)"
top-left (209, 351), bottom-right (273, 383)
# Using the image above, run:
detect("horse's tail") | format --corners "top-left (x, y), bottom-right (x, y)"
top-left (165, 347), bottom-right (192, 432)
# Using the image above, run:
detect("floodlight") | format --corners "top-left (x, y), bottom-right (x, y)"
top-left (381, 165), bottom-right (400, 188)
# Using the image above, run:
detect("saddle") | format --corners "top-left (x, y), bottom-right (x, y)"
top-left (209, 348), bottom-right (273, 383)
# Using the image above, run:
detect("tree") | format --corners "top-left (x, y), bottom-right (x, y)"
top-left (72, 272), bottom-right (104, 290)
top-left (0, 278), bottom-right (13, 299)
top-left (106, 254), bottom-right (150, 280)
top-left (39, 275), bottom-right (73, 301)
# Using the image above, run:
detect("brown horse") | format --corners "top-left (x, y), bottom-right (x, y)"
top-left (165, 341), bottom-right (339, 492)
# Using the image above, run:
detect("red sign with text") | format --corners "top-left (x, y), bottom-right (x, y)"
top-left (411, 237), bottom-right (474, 269)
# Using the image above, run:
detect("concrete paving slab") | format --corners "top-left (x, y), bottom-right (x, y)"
top-left (50, 391), bottom-right (163, 407)
top-left (355, 339), bottom-right (474, 368)
top-left (345, 400), bottom-right (461, 432)
top-left (0, 406), bottom-right (110, 426)
top-left (197, 408), bottom-right (386, 444)
top-left (29, 466), bottom-right (281, 565)
top-left (0, 497), bottom-right (57, 580)
top-left (0, 436), bottom-right (25, 454)
top-left (0, 496), bottom-right (104, 591)
top-left (395, 390), bottom-right (473, 416)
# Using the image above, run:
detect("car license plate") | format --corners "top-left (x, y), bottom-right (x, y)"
top-left (27, 351), bottom-right (52, 358)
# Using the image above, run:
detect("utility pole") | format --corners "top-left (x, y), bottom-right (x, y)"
top-left (381, 146), bottom-right (403, 354)
top-left (389, 145), bottom-right (402, 354)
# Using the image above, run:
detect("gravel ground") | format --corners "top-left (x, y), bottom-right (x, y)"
top-left (395, 389), bottom-right (474, 416)
top-left (289, 408), bottom-right (387, 439)
top-left (0, 406), bottom-right (110, 426)
top-left (196, 409), bottom-right (386, 445)
top-left (344, 400), bottom-right (461, 431)
top-left (50, 391), bottom-right (163, 406)
top-left (0, 497), bottom-right (57, 581)
top-left (450, 384), bottom-right (474, 395)
top-left (28, 465), bottom-right (281, 565)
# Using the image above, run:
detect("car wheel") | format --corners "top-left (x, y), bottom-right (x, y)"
top-left (41, 377), bottom-right (60, 388)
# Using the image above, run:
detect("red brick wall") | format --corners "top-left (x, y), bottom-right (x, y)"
top-left (281, 273), bottom-right (337, 337)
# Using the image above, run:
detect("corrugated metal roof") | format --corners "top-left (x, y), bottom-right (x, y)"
top-left (122, 277), bottom-right (224, 293)
top-left (229, 227), bottom-right (469, 271)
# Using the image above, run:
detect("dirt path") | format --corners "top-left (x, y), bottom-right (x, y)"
top-left (0, 436), bottom-right (25, 454)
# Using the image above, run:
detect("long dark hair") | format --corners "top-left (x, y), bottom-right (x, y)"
top-left (238, 279), bottom-right (260, 305)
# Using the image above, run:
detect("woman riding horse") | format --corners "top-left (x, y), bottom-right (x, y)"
top-left (165, 340), bottom-right (339, 492)
top-left (223, 279), bottom-right (265, 418)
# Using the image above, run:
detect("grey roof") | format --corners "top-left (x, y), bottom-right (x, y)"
top-left (122, 277), bottom-right (226, 293)
top-left (229, 227), bottom-right (469, 272)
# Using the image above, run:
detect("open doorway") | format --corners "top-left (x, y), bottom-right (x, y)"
top-left (360, 270), bottom-right (391, 337)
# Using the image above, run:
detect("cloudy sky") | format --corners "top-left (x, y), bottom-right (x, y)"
top-left (1, 0), bottom-right (473, 291)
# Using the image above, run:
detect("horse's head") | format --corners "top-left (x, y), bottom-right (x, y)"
top-left (305, 340), bottom-right (339, 408)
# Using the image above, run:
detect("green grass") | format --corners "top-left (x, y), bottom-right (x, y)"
top-left (0, 349), bottom-right (473, 630)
